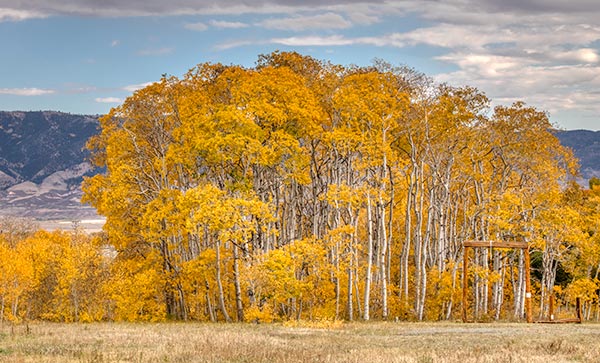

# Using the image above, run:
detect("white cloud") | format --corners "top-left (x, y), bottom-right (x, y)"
top-left (436, 53), bottom-right (531, 77)
top-left (0, 1), bottom-right (370, 18)
top-left (392, 23), bottom-right (600, 52)
top-left (259, 12), bottom-right (352, 31)
top-left (553, 48), bottom-right (599, 64)
top-left (270, 35), bottom-right (355, 46)
top-left (435, 60), bottom-right (600, 115)
top-left (215, 39), bottom-right (265, 50)
top-left (123, 82), bottom-right (154, 92)
top-left (95, 97), bottom-right (123, 103)
top-left (209, 20), bottom-right (248, 28)
top-left (344, 11), bottom-right (379, 25)
top-left (111, 40), bottom-right (120, 47)
top-left (0, 88), bottom-right (55, 96)
top-left (218, 33), bottom-right (399, 49)
top-left (268, 34), bottom-right (405, 48)
top-left (184, 22), bottom-right (208, 31)
top-left (0, 8), bottom-right (47, 21)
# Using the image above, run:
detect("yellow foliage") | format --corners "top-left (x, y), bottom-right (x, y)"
top-left (244, 305), bottom-right (275, 324)
top-left (425, 264), bottom-right (461, 321)
top-left (104, 254), bottom-right (166, 322)
top-left (565, 278), bottom-right (598, 304)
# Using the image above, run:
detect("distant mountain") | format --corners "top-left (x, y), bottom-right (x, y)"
top-left (0, 111), bottom-right (99, 187)
top-left (555, 129), bottom-right (600, 182)
top-left (0, 111), bottom-right (101, 224)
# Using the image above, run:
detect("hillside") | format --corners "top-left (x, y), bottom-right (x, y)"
top-left (555, 129), bottom-right (600, 181)
top-left (0, 111), bottom-right (101, 224)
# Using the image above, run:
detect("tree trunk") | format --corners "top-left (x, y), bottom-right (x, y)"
top-left (513, 250), bottom-right (525, 319)
top-left (205, 280), bottom-right (216, 322)
top-left (233, 243), bottom-right (244, 322)
top-left (379, 193), bottom-right (388, 320)
top-left (363, 193), bottom-right (374, 321)
top-left (347, 264), bottom-right (353, 321)
top-left (215, 240), bottom-right (232, 322)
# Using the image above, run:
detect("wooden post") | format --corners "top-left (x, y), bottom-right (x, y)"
top-left (576, 297), bottom-right (583, 323)
top-left (549, 293), bottom-right (554, 321)
top-left (463, 240), bottom-right (528, 249)
top-left (462, 247), bottom-right (469, 323)
top-left (524, 247), bottom-right (532, 323)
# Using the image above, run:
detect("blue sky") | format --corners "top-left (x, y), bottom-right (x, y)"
top-left (1, 1), bottom-right (599, 130)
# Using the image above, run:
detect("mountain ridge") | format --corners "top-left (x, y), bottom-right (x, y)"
top-left (0, 111), bottom-right (100, 224)
top-left (0, 110), bottom-right (99, 184)
top-left (554, 129), bottom-right (600, 182)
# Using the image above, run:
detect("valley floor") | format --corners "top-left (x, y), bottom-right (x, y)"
top-left (1, 321), bottom-right (599, 362)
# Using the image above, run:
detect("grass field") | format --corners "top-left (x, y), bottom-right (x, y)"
top-left (1, 321), bottom-right (600, 362)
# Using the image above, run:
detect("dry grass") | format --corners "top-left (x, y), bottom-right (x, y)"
top-left (1, 321), bottom-right (600, 362)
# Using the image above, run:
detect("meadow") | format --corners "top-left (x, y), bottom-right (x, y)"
top-left (1, 321), bottom-right (600, 363)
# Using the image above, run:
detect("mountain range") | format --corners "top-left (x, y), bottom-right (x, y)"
top-left (554, 129), bottom-right (600, 182)
top-left (0, 111), bottom-right (101, 230)
top-left (0, 111), bottom-right (598, 230)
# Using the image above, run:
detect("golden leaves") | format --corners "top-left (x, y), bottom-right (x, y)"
top-left (0, 230), bottom-right (107, 322)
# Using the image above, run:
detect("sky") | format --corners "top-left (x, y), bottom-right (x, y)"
top-left (1, 0), bottom-right (599, 130)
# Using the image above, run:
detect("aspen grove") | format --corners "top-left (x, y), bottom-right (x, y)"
top-left (3, 52), bottom-right (600, 323)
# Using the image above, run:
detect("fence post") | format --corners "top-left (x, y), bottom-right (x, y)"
top-left (524, 247), bottom-right (532, 323)
top-left (462, 247), bottom-right (469, 323)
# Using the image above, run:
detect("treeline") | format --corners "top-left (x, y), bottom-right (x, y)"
top-left (2, 52), bottom-right (600, 323)
top-left (0, 219), bottom-right (106, 322)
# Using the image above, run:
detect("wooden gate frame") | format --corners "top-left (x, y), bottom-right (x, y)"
top-left (462, 240), bottom-right (532, 323)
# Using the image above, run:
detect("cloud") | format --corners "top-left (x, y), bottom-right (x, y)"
top-left (270, 35), bottom-right (355, 46)
top-left (344, 11), bottom-right (379, 25)
top-left (215, 39), bottom-right (265, 50)
top-left (209, 20), bottom-right (248, 28)
top-left (474, 0), bottom-right (600, 15)
top-left (259, 12), bottom-right (352, 31)
top-left (553, 48), bottom-right (599, 64)
top-left (2, 1), bottom-right (600, 21)
top-left (394, 23), bottom-right (600, 51)
top-left (95, 97), bottom-right (123, 103)
top-left (436, 53), bottom-right (531, 78)
top-left (0, 88), bottom-right (55, 96)
top-left (123, 82), bottom-right (154, 92)
top-left (136, 47), bottom-right (174, 56)
top-left (0, 8), bottom-right (47, 21)
top-left (435, 58), bottom-right (600, 113)
top-left (262, 34), bottom-right (404, 48)
top-left (110, 40), bottom-right (120, 47)
top-left (187, 20), bottom-right (252, 31)
top-left (0, 1), bottom-right (375, 18)
top-left (184, 22), bottom-right (208, 31)
top-left (397, 0), bottom-right (600, 27)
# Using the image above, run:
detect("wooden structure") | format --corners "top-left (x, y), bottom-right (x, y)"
top-left (537, 294), bottom-right (583, 324)
top-left (462, 240), bottom-right (532, 323)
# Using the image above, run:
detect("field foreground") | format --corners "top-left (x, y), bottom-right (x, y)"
top-left (1, 321), bottom-right (600, 363)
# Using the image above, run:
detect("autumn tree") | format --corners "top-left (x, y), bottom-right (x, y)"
top-left (82, 51), bottom-right (582, 322)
